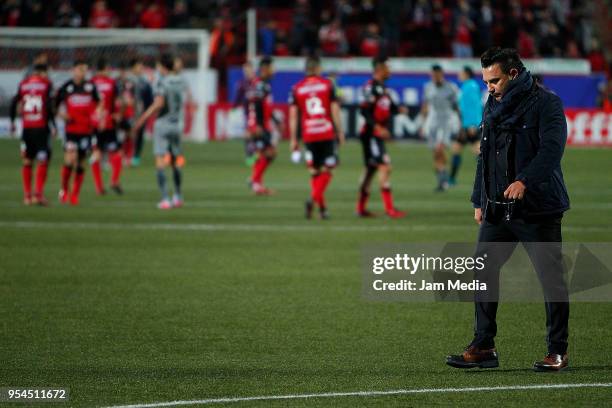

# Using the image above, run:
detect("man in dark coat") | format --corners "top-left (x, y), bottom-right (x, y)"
top-left (446, 47), bottom-right (571, 372)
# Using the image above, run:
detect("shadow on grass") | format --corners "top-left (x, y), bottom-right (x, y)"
top-left (460, 364), bottom-right (612, 374)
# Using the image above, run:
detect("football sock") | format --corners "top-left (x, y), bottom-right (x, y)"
top-left (134, 130), bottom-right (145, 158)
top-left (317, 172), bottom-right (332, 209)
top-left (109, 151), bottom-right (123, 186)
top-left (72, 166), bottom-right (85, 199)
top-left (60, 164), bottom-right (72, 193)
top-left (437, 169), bottom-right (448, 187)
top-left (172, 166), bottom-right (182, 196)
top-left (356, 188), bottom-right (370, 213)
top-left (450, 154), bottom-right (462, 179)
top-left (381, 187), bottom-right (395, 213)
top-left (310, 174), bottom-right (318, 203)
top-left (251, 156), bottom-right (269, 185)
top-left (22, 164), bottom-right (33, 198)
top-left (123, 137), bottom-right (134, 160)
top-left (34, 161), bottom-right (48, 197)
top-left (157, 169), bottom-right (168, 200)
top-left (91, 160), bottom-right (104, 193)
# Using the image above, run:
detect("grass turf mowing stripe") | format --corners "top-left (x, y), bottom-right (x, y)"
top-left (0, 220), bottom-right (609, 233)
top-left (103, 383), bottom-right (612, 408)
top-left (4, 199), bottom-right (612, 210)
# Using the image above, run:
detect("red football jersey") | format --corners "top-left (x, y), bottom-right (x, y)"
top-left (289, 75), bottom-right (337, 143)
top-left (56, 79), bottom-right (100, 135)
top-left (245, 77), bottom-right (273, 134)
top-left (16, 74), bottom-right (53, 129)
top-left (360, 79), bottom-right (397, 138)
top-left (91, 74), bottom-right (118, 130)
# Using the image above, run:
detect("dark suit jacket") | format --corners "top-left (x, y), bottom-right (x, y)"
top-left (471, 85), bottom-right (571, 218)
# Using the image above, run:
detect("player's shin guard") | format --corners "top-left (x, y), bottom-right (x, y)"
top-left (318, 172), bottom-right (332, 209)
top-left (310, 173), bottom-right (320, 204)
top-left (22, 164), bottom-right (33, 200)
top-left (436, 169), bottom-right (449, 189)
top-left (450, 154), bottom-right (462, 180)
top-left (71, 166), bottom-right (85, 204)
top-left (157, 169), bottom-right (168, 200)
top-left (357, 188), bottom-right (370, 214)
top-left (91, 159), bottom-right (104, 194)
top-left (109, 152), bottom-right (123, 186)
top-left (381, 187), bottom-right (395, 213)
top-left (123, 137), bottom-right (134, 161)
top-left (172, 166), bottom-right (182, 196)
top-left (34, 161), bottom-right (48, 197)
top-left (60, 164), bottom-right (72, 194)
top-left (251, 156), bottom-right (269, 186)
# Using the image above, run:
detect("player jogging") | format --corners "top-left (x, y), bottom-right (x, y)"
top-left (91, 58), bottom-right (124, 195)
top-left (356, 56), bottom-right (407, 219)
top-left (55, 60), bottom-right (101, 206)
top-left (246, 57), bottom-right (277, 195)
top-left (449, 65), bottom-right (483, 186)
top-left (289, 55), bottom-right (344, 219)
top-left (10, 62), bottom-right (55, 206)
top-left (421, 64), bottom-right (460, 192)
top-left (132, 53), bottom-right (186, 210)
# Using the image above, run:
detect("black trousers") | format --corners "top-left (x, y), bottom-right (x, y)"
top-left (472, 216), bottom-right (569, 355)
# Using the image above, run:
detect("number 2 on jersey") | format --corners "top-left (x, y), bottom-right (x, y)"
top-left (305, 96), bottom-right (325, 115)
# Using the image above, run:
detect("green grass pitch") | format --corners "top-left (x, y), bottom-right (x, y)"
top-left (0, 138), bottom-right (611, 407)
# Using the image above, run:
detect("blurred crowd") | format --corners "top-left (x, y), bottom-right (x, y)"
top-left (0, 0), bottom-right (194, 29)
top-left (258, 0), bottom-right (607, 71)
top-left (0, 0), bottom-right (609, 74)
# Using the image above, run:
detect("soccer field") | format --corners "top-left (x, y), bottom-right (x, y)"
top-left (1, 138), bottom-right (611, 407)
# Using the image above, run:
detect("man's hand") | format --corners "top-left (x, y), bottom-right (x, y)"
top-left (9, 122), bottom-right (16, 137)
top-left (398, 105), bottom-right (409, 115)
top-left (131, 119), bottom-right (144, 139)
top-left (504, 180), bottom-right (526, 200)
top-left (474, 208), bottom-right (482, 225)
top-left (337, 131), bottom-right (345, 146)
top-left (290, 139), bottom-right (299, 152)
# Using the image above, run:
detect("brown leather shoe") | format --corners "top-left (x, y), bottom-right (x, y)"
top-left (446, 345), bottom-right (499, 369)
top-left (533, 353), bottom-right (568, 372)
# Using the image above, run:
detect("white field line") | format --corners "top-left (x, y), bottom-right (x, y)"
top-left (2, 199), bottom-right (612, 210)
top-left (0, 220), bottom-right (610, 233)
top-left (0, 199), bottom-right (472, 209)
top-left (0, 220), bottom-right (460, 232)
top-left (0, 183), bottom-right (611, 196)
top-left (0, 184), bottom-right (474, 193)
top-left (103, 383), bottom-right (612, 408)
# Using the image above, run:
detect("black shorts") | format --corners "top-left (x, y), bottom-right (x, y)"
top-left (93, 129), bottom-right (121, 152)
top-left (360, 133), bottom-right (390, 167)
top-left (21, 128), bottom-right (51, 161)
top-left (454, 127), bottom-right (480, 145)
top-left (304, 140), bottom-right (338, 169)
top-left (118, 118), bottom-right (133, 131)
top-left (64, 133), bottom-right (92, 157)
top-left (252, 131), bottom-right (273, 151)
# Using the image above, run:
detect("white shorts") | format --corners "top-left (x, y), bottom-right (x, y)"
top-left (426, 125), bottom-right (452, 148)
top-left (153, 120), bottom-right (182, 157)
